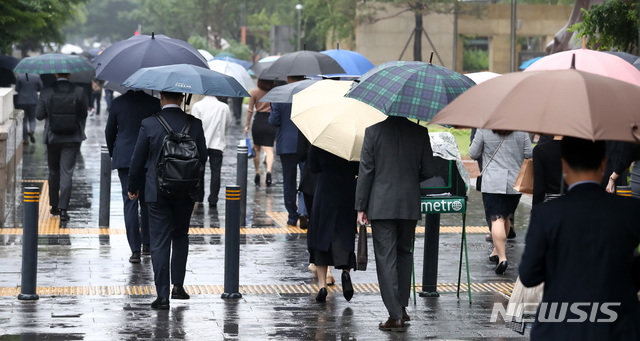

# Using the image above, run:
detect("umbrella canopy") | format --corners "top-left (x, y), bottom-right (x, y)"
top-left (0, 55), bottom-right (18, 86)
top-left (346, 62), bottom-right (475, 121)
top-left (291, 79), bottom-right (354, 117)
top-left (260, 79), bottom-right (318, 103)
top-left (207, 60), bottom-right (254, 91)
top-left (259, 51), bottom-right (345, 81)
top-left (320, 49), bottom-right (374, 76)
top-left (524, 48), bottom-right (640, 86)
top-left (213, 56), bottom-right (252, 69)
top-left (0, 55), bottom-right (19, 71)
top-left (60, 43), bottom-right (83, 55)
top-left (464, 71), bottom-right (500, 84)
top-left (519, 56), bottom-right (542, 70)
top-left (605, 51), bottom-right (640, 65)
top-left (14, 53), bottom-right (94, 74)
top-left (198, 49), bottom-right (215, 61)
top-left (250, 55), bottom-right (280, 78)
top-left (430, 69), bottom-right (640, 142)
top-left (94, 33), bottom-right (208, 83)
top-left (122, 64), bottom-right (250, 97)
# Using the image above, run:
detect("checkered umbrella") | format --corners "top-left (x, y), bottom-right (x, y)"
top-left (14, 53), bottom-right (93, 74)
top-left (346, 62), bottom-right (475, 121)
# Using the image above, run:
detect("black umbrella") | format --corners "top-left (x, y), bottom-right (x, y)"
top-left (94, 33), bottom-right (208, 84)
top-left (0, 55), bottom-right (19, 86)
top-left (259, 51), bottom-right (345, 81)
top-left (605, 51), bottom-right (640, 70)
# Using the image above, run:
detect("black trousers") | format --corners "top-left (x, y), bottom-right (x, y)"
top-left (90, 90), bottom-right (101, 114)
top-left (22, 104), bottom-right (36, 140)
top-left (207, 149), bottom-right (223, 205)
top-left (371, 219), bottom-right (417, 320)
top-left (148, 195), bottom-right (194, 298)
top-left (117, 168), bottom-right (149, 253)
top-left (47, 142), bottom-right (80, 210)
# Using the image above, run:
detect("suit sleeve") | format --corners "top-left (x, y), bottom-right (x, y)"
top-left (420, 132), bottom-right (435, 181)
top-left (104, 107), bottom-right (117, 157)
top-left (75, 87), bottom-right (88, 119)
top-left (468, 130), bottom-right (483, 160)
top-left (532, 146), bottom-right (545, 205)
top-left (519, 207), bottom-right (547, 287)
top-left (128, 124), bottom-right (149, 194)
top-left (268, 103), bottom-right (281, 127)
top-left (355, 128), bottom-right (375, 211)
top-left (35, 91), bottom-right (47, 121)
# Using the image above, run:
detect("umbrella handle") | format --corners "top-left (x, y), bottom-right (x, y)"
top-left (633, 124), bottom-right (640, 142)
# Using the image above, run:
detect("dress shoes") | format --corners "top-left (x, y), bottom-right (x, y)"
top-left (266, 172), bottom-right (272, 186)
top-left (495, 260), bottom-right (508, 275)
top-left (151, 297), bottom-right (170, 310)
top-left (378, 317), bottom-right (407, 332)
top-left (341, 271), bottom-right (354, 302)
top-left (129, 252), bottom-right (141, 263)
top-left (299, 215), bottom-right (309, 230)
top-left (326, 271), bottom-right (335, 286)
top-left (507, 228), bottom-right (516, 239)
top-left (315, 287), bottom-right (328, 302)
top-left (171, 286), bottom-right (190, 299)
top-left (402, 307), bottom-right (411, 322)
top-left (50, 207), bottom-right (60, 216)
top-left (142, 244), bottom-right (151, 256)
top-left (59, 209), bottom-right (70, 222)
top-left (28, 132), bottom-right (35, 143)
top-left (489, 255), bottom-right (499, 264)
top-left (254, 173), bottom-right (260, 186)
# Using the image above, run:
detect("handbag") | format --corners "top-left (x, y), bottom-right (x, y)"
top-left (513, 158), bottom-right (534, 194)
top-left (244, 134), bottom-right (254, 157)
top-left (356, 224), bottom-right (368, 271)
top-left (505, 276), bottom-right (544, 334)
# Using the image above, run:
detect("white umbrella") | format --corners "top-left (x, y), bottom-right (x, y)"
top-left (61, 43), bottom-right (83, 55)
top-left (464, 71), bottom-right (501, 84)
top-left (198, 49), bottom-right (214, 61)
top-left (291, 79), bottom-right (354, 117)
top-left (208, 59), bottom-right (254, 91)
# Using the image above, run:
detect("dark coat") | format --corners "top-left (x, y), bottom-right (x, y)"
top-left (308, 146), bottom-right (359, 252)
top-left (355, 116), bottom-right (434, 220)
top-left (15, 73), bottom-right (42, 106)
top-left (35, 79), bottom-right (88, 144)
top-left (532, 140), bottom-right (564, 205)
top-left (105, 91), bottom-right (161, 169)
top-left (268, 102), bottom-right (298, 155)
top-left (128, 107), bottom-right (207, 203)
top-left (520, 183), bottom-right (640, 340)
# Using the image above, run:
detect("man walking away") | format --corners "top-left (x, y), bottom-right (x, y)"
top-left (355, 116), bottom-right (434, 332)
top-left (36, 73), bottom-right (88, 222)
top-left (190, 95), bottom-right (232, 210)
top-left (128, 91), bottom-right (207, 310)
top-left (15, 73), bottom-right (43, 145)
top-left (105, 90), bottom-right (161, 263)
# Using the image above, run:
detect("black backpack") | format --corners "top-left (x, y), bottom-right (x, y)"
top-left (155, 113), bottom-right (203, 198)
top-left (48, 86), bottom-right (81, 134)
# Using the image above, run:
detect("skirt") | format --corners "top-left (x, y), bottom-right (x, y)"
top-left (482, 193), bottom-right (521, 219)
top-left (309, 231), bottom-right (356, 270)
top-left (251, 112), bottom-right (276, 147)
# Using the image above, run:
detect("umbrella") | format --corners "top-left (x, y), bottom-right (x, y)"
top-left (122, 64), bottom-right (249, 97)
top-left (0, 55), bottom-right (18, 86)
top-left (259, 79), bottom-right (318, 103)
top-left (291, 79), bottom-right (354, 117)
top-left (60, 43), bottom-right (83, 55)
top-left (250, 55), bottom-right (280, 78)
top-left (94, 33), bottom-right (208, 83)
top-left (524, 48), bottom-right (640, 86)
top-left (321, 49), bottom-right (374, 76)
top-left (198, 49), bottom-right (215, 61)
top-left (430, 69), bottom-right (640, 142)
top-left (605, 51), bottom-right (640, 65)
top-left (207, 60), bottom-right (254, 91)
top-left (216, 51), bottom-right (235, 58)
top-left (213, 56), bottom-right (252, 70)
top-left (259, 51), bottom-right (345, 81)
top-left (464, 71), bottom-right (500, 84)
top-left (346, 61), bottom-right (475, 121)
top-left (0, 55), bottom-right (18, 71)
top-left (519, 56), bottom-right (542, 70)
top-left (14, 53), bottom-right (94, 74)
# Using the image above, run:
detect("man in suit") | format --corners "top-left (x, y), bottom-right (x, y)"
top-left (105, 90), bottom-right (161, 263)
top-left (127, 91), bottom-right (207, 310)
top-left (520, 137), bottom-right (640, 340)
top-left (355, 116), bottom-right (434, 331)
top-left (268, 76), bottom-right (308, 228)
top-left (532, 136), bottom-right (564, 205)
top-left (15, 73), bottom-right (43, 144)
top-left (36, 73), bottom-right (88, 222)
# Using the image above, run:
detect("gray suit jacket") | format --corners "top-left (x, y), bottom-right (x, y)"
top-left (15, 73), bottom-right (42, 106)
top-left (35, 79), bottom-right (88, 144)
top-left (355, 117), bottom-right (435, 220)
top-left (469, 129), bottom-right (532, 194)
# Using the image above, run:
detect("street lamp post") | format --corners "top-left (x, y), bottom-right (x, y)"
top-left (207, 25), bottom-right (211, 49)
top-left (296, 4), bottom-right (303, 51)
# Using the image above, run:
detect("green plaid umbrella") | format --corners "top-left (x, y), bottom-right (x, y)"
top-left (347, 62), bottom-right (475, 121)
top-left (14, 53), bottom-right (93, 74)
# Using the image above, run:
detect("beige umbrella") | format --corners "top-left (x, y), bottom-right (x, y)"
top-left (430, 69), bottom-right (640, 142)
top-left (291, 79), bottom-right (354, 117)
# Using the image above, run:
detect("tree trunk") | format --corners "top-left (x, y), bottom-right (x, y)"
top-left (413, 10), bottom-right (423, 61)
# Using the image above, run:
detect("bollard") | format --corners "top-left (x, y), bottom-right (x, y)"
top-left (18, 186), bottom-right (40, 300)
top-left (419, 213), bottom-right (440, 297)
top-left (236, 145), bottom-right (248, 226)
top-left (99, 146), bottom-right (111, 228)
top-left (222, 186), bottom-right (242, 299)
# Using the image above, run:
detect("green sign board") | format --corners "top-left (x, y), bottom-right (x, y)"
top-left (421, 197), bottom-right (466, 214)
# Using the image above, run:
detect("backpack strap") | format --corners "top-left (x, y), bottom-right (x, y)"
top-left (154, 113), bottom-right (174, 135)
top-left (180, 115), bottom-right (192, 135)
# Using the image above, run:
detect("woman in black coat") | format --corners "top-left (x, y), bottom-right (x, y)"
top-left (307, 146), bottom-right (359, 302)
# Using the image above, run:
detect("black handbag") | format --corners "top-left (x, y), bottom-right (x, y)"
top-left (476, 175), bottom-right (482, 192)
top-left (356, 224), bottom-right (368, 271)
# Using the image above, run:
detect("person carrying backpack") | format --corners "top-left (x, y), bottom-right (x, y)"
top-left (36, 73), bottom-right (88, 222)
top-left (127, 91), bottom-right (207, 310)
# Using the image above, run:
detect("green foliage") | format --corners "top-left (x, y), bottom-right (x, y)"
top-left (463, 48), bottom-right (488, 72)
top-left (570, 0), bottom-right (639, 53)
top-left (65, 0), bottom-right (139, 43)
top-left (302, 0), bottom-right (357, 49)
top-left (247, 9), bottom-right (282, 52)
top-left (187, 35), bottom-right (209, 51)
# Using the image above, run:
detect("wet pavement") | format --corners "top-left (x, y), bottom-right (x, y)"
top-left (0, 99), bottom-right (532, 340)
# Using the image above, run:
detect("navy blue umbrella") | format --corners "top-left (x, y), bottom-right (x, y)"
top-left (94, 33), bottom-right (208, 83)
top-left (122, 64), bottom-right (250, 97)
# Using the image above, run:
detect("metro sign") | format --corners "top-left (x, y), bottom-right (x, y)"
top-left (421, 197), bottom-right (466, 214)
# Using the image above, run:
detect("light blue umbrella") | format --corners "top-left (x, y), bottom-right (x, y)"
top-left (519, 56), bottom-right (542, 70)
top-left (321, 48), bottom-right (374, 76)
top-left (122, 64), bottom-right (249, 97)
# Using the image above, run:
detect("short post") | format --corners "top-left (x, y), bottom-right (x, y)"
top-left (99, 146), bottom-right (111, 228)
top-left (18, 186), bottom-right (40, 300)
top-left (222, 186), bottom-right (242, 299)
top-left (236, 145), bottom-right (248, 226)
top-left (419, 213), bottom-right (440, 297)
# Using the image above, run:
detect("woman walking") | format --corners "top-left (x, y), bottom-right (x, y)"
top-left (470, 129), bottom-right (532, 274)
top-left (245, 79), bottom-right (276, 186)
top-left (307, 146), bottom-right (359, 302)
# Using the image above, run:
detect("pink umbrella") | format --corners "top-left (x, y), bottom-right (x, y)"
top-left (525, 48), bottom-right (640, 87)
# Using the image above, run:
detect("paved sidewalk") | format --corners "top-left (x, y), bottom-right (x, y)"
top-left (0, 101), bottom-right (531, 340)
